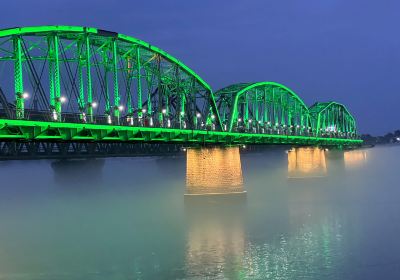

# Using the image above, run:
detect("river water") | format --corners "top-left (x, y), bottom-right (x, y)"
top-left (0, 145), bottom-right (399, 280)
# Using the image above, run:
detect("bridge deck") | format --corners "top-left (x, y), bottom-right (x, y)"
top-left (0, 119), bottom-right (362, 146)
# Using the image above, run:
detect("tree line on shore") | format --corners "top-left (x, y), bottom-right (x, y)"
top-left (361, 130), bottom-right (400, 145)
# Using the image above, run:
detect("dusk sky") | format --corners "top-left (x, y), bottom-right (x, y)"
top-left (1, 0), bottom-right (399, 134)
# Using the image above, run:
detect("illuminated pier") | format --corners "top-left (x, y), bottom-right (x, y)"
top-left (186, 147), bottom-right (244, 195)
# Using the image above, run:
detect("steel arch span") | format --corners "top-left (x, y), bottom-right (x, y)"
top-left (309, 102), bottom-right (357, 138)
top-left (0, 26), bottom-right (362, 147)
top-left (0, 26), bottom-right (222, 130)
top-left (215, 82), bottom-right (312, 134)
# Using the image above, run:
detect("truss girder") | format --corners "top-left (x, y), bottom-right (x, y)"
top-left (309, 102), bottom-right (357, 138)
top-left (0, 26), bottom-right (361, 147)
top-left (0, 26), bottom-right (221, 130)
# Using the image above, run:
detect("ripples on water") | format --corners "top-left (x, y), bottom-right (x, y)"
top-left (0, 145), bottom-right (398, 279)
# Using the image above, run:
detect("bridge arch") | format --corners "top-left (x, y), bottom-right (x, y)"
top-left (215, 82), bottom-right (311, 134)
top-left (309, 102), bottom-right (357, 138)
top-left (0, 26), bottom-right (221, 129)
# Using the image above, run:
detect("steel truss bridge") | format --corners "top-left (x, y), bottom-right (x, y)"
top-left (0, 26), bottom-right (361, 153)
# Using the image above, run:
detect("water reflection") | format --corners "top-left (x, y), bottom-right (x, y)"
top-left (184, 193), bottom-right (246, 278)
top-left (242, 217), bottom-right (344, 279)
top-left (186, 146), bottom-right (244, 195)
top-left (184, 146), bottom-right (246, 278)
top-left (288, 147), bottom-right (327, 178)
top-left (344, 149), bottom-right (368, 168)
top-left (51, 159), bottom-right (105, 186)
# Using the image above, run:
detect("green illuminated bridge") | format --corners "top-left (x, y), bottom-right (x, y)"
top-left (0, 26), bottom-right (361, 151)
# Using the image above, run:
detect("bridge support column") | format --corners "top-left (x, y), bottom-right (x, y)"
top-left (186, 146), bottom-right (244, 195)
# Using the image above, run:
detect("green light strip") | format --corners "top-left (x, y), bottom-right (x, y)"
top-left (0, 119), bottom-right (362, 145)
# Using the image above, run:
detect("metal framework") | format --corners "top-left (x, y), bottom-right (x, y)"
top-left (309, 102), bottom-right (357, 138)
top-left (0, 26), bottom-right (362, 148)
top-left (0, 141), bottom-right (183, 159)
top-left (215, 82), bottom-right (311, 134)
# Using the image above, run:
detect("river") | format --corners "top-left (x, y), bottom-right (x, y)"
top-left (0, 145), bottom-right (399, 279)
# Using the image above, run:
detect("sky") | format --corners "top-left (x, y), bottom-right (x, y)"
top-left (1, 0), bottom-right (399, 135)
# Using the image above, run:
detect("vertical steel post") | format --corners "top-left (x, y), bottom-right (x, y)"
top-left (136, 47), bottom-right (142, 118)
top-left (112, 40), bottom-right (120, 124)
top-left (273, 88), bottom-right (278, 126)
top-left (77, 40), bottom-right (85, 121)
top-left (244, 93), bottom-right (249, 129)
top-left (287, 95), bottom-right (292, 128)
top-left (316, 112), bottom-right (321, 137)
top-left (126, 56), bottom-right (133, 117)
top-left (263, 87), bottom-right (268, 124)
top-left (146, 70), bottom-right (152, 115)
top-left (158, 58), bottom-right (164, 125)
top-left (255, 89), bottom-right (259, 123)
top-left (13, 36), bottom-right (24, 119)
top-left (85, 35), bottom-right (93, 122)
top-left (103, 50), bottom-right (111, 122)
top-left (48, 35), bottom-right (61, 121)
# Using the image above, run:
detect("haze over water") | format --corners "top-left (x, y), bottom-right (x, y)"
top-left (0, 145), bottom-right (399, 279)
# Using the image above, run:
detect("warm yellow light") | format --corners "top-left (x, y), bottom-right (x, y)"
top-left (186, 147), bottom-right (244, 195)
top-left (344, 150), bottom-right (367, 168)
top-left (288, 147), bottom-right (327, 178)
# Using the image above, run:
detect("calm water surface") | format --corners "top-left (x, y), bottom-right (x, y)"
top-left (0, 145), bottom-right (399, 280)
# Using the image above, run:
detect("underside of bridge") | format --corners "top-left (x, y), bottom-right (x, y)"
top-left (0, 25), bottom-right (362, 154)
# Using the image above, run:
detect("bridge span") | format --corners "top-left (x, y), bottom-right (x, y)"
top-left (0, 26), bottom-right (361, 153)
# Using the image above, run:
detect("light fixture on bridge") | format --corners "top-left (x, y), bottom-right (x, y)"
top-left (211, 114), bottom-right (215, 120)
top-left (91, 101), bottom-right (98, 108)
top-left (238, 118), bottom-right (242, 122)
top-left (142, 108), bottom-right (147, 114)
top-left (118, 105), bottom-right (124, 111)
top-left (162, 108), bottom-right (167, 114)
top-left (196, 112), bottom-right (201, 118)
top-left (248, 119), bottom-right (252, 123)
top-left (22, 92), bottom-right (29, 99)
top-left (59, 96), bottom-right (67, 103)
